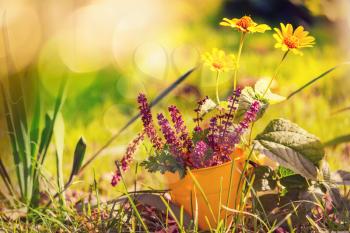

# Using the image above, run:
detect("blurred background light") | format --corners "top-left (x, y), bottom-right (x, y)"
top-left (0, 2), bottom-right (41, 76)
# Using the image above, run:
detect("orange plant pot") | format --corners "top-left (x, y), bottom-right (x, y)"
top-left (164, 149), bottom-right (246, 230)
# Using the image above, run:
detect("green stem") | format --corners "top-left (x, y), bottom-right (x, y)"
top-left (215, 71), bottom-right (220, 105)
top-left (233, 32), bottom-right (246, 90)
top-left (262, 50), bottom-right (289, 97)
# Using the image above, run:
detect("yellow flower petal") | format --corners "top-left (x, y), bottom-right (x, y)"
top-left (220, 16), bottom-right (270, 33)
top-left (273, 23), bottom-right (315, 55)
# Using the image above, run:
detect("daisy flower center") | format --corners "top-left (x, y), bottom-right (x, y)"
top-left (283, 36), bottom-right (299, 49)
top-left (212, 62), bottom-right (223, 70)
top-left (236, 16), bottom-right (253, 29)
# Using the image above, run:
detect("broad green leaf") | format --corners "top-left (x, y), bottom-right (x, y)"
top-left (235, 86), bottom-right (268, 121)
top-left (254, 79), bottom-right (286, 104)
top-left (254, 118), bottom-right (324, 180)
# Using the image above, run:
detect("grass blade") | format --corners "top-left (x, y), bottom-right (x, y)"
top-left (287, 62), bottom-right (350, 100)
top-left (30, 89), bottom-right (41, 157)
top-left (54, 113), bottom-right (65, 205)
top-left (187, 169), bottom-right (217, 225)
top-left (118, 166), bottom-right (149, 232)
top-left (0, 82), bottom-right (24, 197)
top-left (0, 158), bottom-right (15, 196)
top-left (323, 134), bottom-right (350, 147)
top-left (37, 78), bottom-right (67, 164)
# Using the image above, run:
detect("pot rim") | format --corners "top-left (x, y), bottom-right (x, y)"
top-left (164, 155), bottom-right (246, 182)
top-left (189, 155), bottom-right (245, 174)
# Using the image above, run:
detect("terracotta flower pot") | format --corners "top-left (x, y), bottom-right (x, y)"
top-left (164, 148), bottom-right (246, 230)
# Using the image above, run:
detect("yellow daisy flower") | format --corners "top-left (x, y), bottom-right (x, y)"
top-left (202, 48), bottom-right (235, 72)
top-left (273, 23), bottom-right (315, 55)
top-left (220, 16), bottom-right (271, 33)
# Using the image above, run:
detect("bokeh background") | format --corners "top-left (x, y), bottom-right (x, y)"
top-left (1, 0), bottom-right (350, 198)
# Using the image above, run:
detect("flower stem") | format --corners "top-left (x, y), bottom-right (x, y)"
top-left (215, 71), bottom-right (220, 105)
top-left (233, 32), bottom-right (246, 91)
top-left (262, 50), bottom-right (289, 97)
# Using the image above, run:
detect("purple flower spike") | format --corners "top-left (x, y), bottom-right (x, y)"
top-left (111, 133), bottom-right (144, 187)
top-left (191, 141), bottom-right (208, 168)
top-left (168, 105), bottom-right (193, 152)
top-left (137, 93), bottom-right (163, 151)
top-left (232, 100), bottom-right (260, 144)
top-left (157, 113), bottom-right (183, 158)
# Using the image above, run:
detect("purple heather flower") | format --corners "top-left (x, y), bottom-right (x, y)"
top-left (206, 99), bottom-right (260, 167)
top-left (111, 133), bottom-right (144, 187)
top-left (207, 117), bottom-right (219, 150)
top-left (193, 96), bottom-right (209, 128)
top-left (191, 141), bottom-right (208, 168)
top-left (168, 105), bottom-right (193, 152)
top-left (157, 113), bottom-right (183, 158)
top-left (232, 100), bottom-right (260, 144)
top-left (137, 93), bottom-right (163, 150)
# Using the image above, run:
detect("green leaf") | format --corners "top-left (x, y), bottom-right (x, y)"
top-left (0, 158), bottom-right (14, 196)
top-left (235, 87), bottom-right (268, 121)
top-left (30, 91), bottom-right (41, 157)
top-left (37, 78), bottom-right (67, 164)
top-left (254, 118), bottom-right (324, 180)
top-left (54, 113), bottom-right (65, 205)
top-left (38, 114), bottom-right (52, 157)
top-left (54, 113), bottom-right (65, 159)
top-left (280, 174), bottom-right (308, 190)
top-left (69, 137), bottom-right (86, 180)
top-left (276, 166), bottom-right (295, 178)
top-left (141, 148), bottom-right (185, 178)
top-left (252, 166), bottom-right (277, 192)
top-left (254, 79), bottom-right (286, 104)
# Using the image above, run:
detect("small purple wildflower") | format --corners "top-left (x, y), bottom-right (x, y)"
top-left (193, 96), bottom-right (209, 130)
top-left (157, 113), bottom-right (184, 160)
top-left (168, 105), bottom-right (193, 152)
top-left (205, 99), bottom-right (260, 167)
top-left (221, 88), bottom-right (241, 136)
top-left (232, 100), bottom-right (260, 144)
top-left (207, 117), bottom-right (219, 150)
top-left (111, 133), bottom-right (144, 187)
top-left (191, 141), bottom-right (208, 168)
top-left (137, 93), bottom-right (163, 151)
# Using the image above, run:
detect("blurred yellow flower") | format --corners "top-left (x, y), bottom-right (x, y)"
top-left (202, 48), bottom-right (235, 72)
top-left (220, 16), bottom-right (271, 33)
top-left (273, 23), bottom-right (315, 55)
